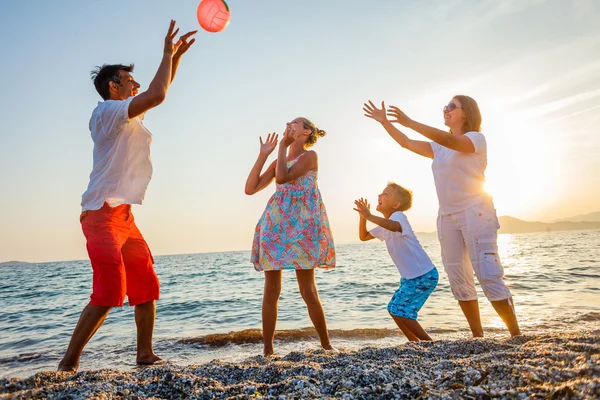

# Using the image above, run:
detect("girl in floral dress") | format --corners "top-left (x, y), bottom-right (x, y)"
top-left (244, 117), bottom-right (336, 356)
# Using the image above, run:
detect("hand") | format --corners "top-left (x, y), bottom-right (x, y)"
top-left (363, 100), bottom-right (388, 123)
top-left (387, 105), bottom-right (413, 128)
top-left (259, 133), bottom-right (278, 155)
top-left (173, 30), bottom-right (198, 58)
top-left (353, 198), bottom-right (372, 219)
top-left (163, 20), bottom-right (181, 56)
top-left (280, 123), bottom-right (295, 147)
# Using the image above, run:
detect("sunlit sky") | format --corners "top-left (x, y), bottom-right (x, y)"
top-left (1, 0), bottom-right (599, 262)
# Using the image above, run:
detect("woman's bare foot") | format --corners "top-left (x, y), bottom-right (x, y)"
top-left (136, 353), bottom-right (162, 366)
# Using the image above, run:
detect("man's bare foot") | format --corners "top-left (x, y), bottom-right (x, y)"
top-left (323, 345), bottom-right (340, 353)
top-left (136, 353), bottom-right (162, 366)
top-left (57, 359), bottom-right (78, 372)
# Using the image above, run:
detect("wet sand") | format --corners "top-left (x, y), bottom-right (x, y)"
top-left (1, 331), bottom-right (598, 399)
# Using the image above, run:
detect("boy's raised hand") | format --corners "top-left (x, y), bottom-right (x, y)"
top-left (353, 198), bottom-right (372, 219)
top-left (259, 133), bottom-right (279, 155)
top-left (363, 101), bottom-right (388, 123)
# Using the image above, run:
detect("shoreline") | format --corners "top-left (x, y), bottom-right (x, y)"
top-left (2, 331), bottom-right (598, 399)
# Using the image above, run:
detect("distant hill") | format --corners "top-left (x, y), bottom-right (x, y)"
top-left (550, 211), bottom-right (600, 223)
top-left (0, 261), bottom-right (30, 267)
top-left (498, 216), bottom-right (600, 234)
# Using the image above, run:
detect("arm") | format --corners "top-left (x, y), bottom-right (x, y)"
top-left (364, 101), bottom-right (433, 159)
top-left (245, 133), bottom-right (278, 195)
top-left (275, 127), bottom-right (317, 184)
top-left (358, 214), bottom-right (375, 241)
top-left (354, 198), bottom-right (402, 237)
top-left (171, 30), bottom-right (197, 82)
top-left (387, 106), bottom-right (475, 153)
top-left (129, 21), bottom-right (197, 118)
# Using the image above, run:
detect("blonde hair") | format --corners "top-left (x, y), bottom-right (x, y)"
top-left (301, 118), bottom-right (326, 148)
top-left (386, 182), bottom-right (413, 211)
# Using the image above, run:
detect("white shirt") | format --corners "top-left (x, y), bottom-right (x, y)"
top-left (370, 211), bottom-right (435, 279)
top-left (81, 97), bottom-right (153, 211)
top-left (430, 131), bottom-right (488, 215)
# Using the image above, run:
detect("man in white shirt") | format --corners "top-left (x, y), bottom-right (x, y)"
top-left (58, 20), bottom-right (197, 372)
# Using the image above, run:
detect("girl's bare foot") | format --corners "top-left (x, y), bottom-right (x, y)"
top-left (57, 359), bottom-right (78, 372)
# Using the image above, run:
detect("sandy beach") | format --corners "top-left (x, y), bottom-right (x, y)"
top-left (1, 330), bottom-right (598, 399)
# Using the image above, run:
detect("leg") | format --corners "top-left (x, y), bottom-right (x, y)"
top-left (296, 269), bottom-right (332, 350)
top-left (389, 314), bottom-right (432, 341)
top-left (439, 214), bottom-right (484, 337)
top-left (388, 269), bottom-right (438, 341)
top-left (135, 301), bottom-right (161, 364)
top-left (59, 205), bottom-right (128, 371)
top-left (123, 220), bottom-right (162, 364)
top-left (458, 300), bottom-right (484, 337)
top-left (58, 304), bottom-right (111, 371)
top-left (491, 297), bottom-right (521, 336)
top-left (463, 202), bottom-right (520, 337)
top-left (262, 270), bottom-right (282, 356)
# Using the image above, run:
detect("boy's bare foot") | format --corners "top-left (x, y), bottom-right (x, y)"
top-left (136, 353), bottom-right (162, 366)
top-left (324, 346), bottom-right (340, 353)
top-left (57, 359), bottom-right (78, 372)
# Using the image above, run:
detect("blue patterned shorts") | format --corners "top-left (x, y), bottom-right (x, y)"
top-left (388, 268), bottom-right (438, 320)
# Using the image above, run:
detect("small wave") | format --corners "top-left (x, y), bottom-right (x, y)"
top-left (575, 312), bottom-right (600, 322)
top-left (0, 352), bottom-right (45, 365)
top-left (179, 327), bottom-right (408, 347)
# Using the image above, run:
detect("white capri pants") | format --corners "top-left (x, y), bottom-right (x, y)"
top-left (437, 199), bottom-right (512, 302)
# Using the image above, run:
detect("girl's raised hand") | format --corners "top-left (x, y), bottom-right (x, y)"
top-left (259, 133), bottom-right (279, 155)
top-left (353, 198), bottom-right (372, 218)
top-left (387, 106), bottom-right (413, 128)
top-left (280, 123), bottom-right (295, 147)
top-left (363, 101), bottom-right (388, 123)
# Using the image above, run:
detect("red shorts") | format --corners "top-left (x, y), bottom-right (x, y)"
top-left (81, 203), bottom-right (160, 307)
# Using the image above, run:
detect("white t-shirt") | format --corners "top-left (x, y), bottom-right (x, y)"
top-left (370, 211), bottom-right (435, 279)
top-left (81, 97), bottom-right (153, 211)
top-left (430, 131), bottom-right (488, 215)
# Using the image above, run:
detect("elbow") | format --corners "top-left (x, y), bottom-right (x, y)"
top-left (275, 176), bottom-right (286, 185)
top-left (147, 90), bottom-right (167, 107)
top-left (244, 186), bottom-right (256, 196)
top-left (359, 235), bottom-right (369, 242)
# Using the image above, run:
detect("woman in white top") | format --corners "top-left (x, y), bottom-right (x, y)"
top-left (363, 96), bottom-right (520, 337)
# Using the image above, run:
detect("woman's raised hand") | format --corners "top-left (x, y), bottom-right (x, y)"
top-left (363, 101), bottom-right (388, 123)
top-left (259, 133), bottom-right (279, 155)
top-left (387, 105), bottom-right (413, 128)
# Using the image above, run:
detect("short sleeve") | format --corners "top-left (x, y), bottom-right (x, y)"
top-left (369, 226), bottom-right (385, 241)
top-left (430, 141), bottom-right (442, 157)
top-left (389, 212), bottom-right (408, 236)
top-left (98, 97), bottom-right (134, 138)
top-left (465, 131), bottom-right (486, 154)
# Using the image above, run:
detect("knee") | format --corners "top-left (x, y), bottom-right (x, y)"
top-left (299, 285), bottom-right (320, 305)
top-left (264, 283), bottom-right (281, 300)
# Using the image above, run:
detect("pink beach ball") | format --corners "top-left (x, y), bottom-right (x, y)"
top-left (197, 0), bottom-right (231, 33)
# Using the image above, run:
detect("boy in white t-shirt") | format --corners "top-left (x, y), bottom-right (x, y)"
top-left (354, 183), bottom-right (438, 341)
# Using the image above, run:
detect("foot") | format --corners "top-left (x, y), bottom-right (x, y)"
top-left (136, 353), bottom-right (162, 366)
top-left (322, 344), bottom-right (339, 353)
top-left (57, 359), bottom-right (78, 373)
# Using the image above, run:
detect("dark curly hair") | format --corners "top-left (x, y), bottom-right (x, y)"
top-left (300, 118), bottom-right (326, 148)
top-left (91, 64), bottom-right (134, 100)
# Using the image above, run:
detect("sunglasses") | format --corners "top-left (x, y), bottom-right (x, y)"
top-left (443, 102), bottom-right (463, 112)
